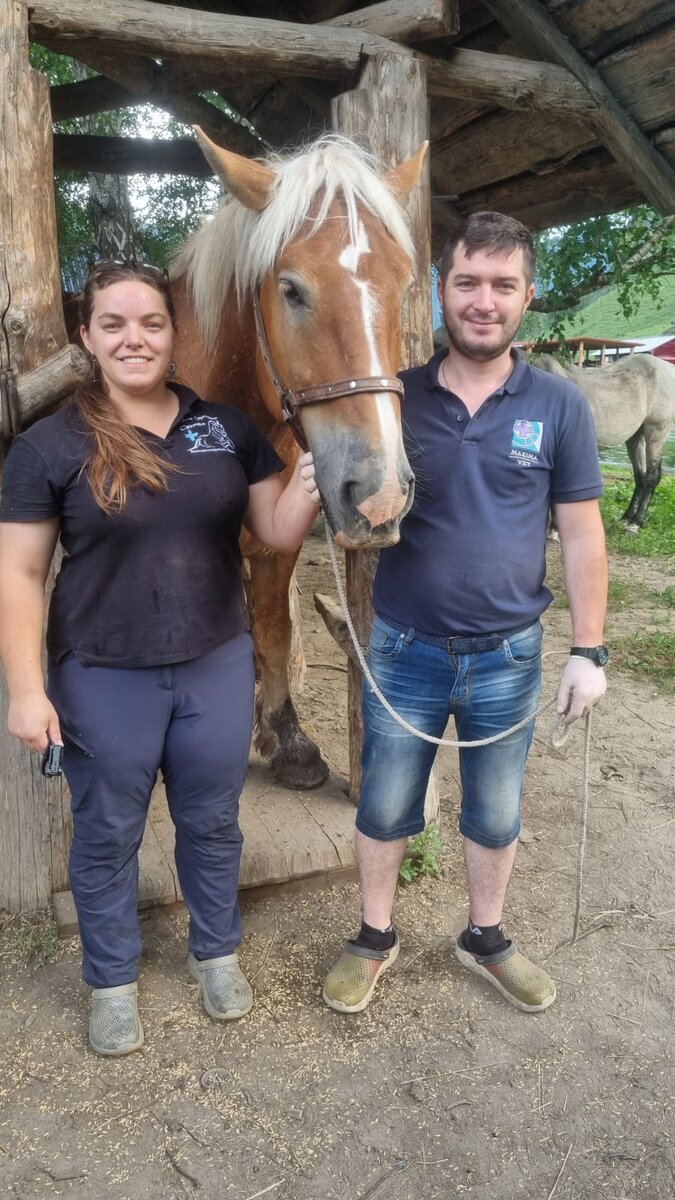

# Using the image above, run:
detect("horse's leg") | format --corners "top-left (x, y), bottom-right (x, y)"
top-left (629, 420), bottom-right (668, 529)
top-left (622, 430), bottom-right (646, 527)
top-left (249, 548), bottom-right (329, 789)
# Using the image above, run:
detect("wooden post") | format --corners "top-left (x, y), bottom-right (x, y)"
top-left (0, 0), bottom-right (71, 911)
top-left (331, 53), bottom-right (438, 820)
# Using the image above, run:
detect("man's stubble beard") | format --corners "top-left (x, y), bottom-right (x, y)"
top-left (442, 309), bottom-right (524, 363)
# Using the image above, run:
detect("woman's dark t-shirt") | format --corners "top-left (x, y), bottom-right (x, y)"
top-left (0, 384), bottom-right (283, 667)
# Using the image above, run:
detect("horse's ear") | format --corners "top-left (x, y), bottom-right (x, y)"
top-left (193, 126), bottom-right (275, 211)
top-left (384, 142), bottom-right (429, 200)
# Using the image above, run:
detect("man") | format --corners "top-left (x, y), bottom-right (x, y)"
top-left (323, 212), bottom-right (608, 1015)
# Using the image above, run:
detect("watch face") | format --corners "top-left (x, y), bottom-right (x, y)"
top-left (596, 645), bottom-right (609, 666)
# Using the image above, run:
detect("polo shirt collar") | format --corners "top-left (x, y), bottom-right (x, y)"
top-left (426, 346), bottom-right (532, 397)
top-left (167, 381), bottom-right (202, 432)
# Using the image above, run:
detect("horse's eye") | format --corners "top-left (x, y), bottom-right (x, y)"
top-left (280, 279), bottom-right (305, 309)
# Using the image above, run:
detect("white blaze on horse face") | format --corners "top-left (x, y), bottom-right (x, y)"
top-left (338, 222), bottom-right (403, 527)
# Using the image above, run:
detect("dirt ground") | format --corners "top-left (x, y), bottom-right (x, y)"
top-left (1, 530), bottom-right (673, 1200)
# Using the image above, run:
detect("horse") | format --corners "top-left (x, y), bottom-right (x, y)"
top-left (171, 128), bottom-right (427, 789)
top-left (533, 353), bottom-right (675, 531)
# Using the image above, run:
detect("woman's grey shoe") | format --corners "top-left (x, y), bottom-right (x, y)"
top-left (188, 952), bottom-right (253, 1020)
top-left (89, 982), bottom-right (144, 1056)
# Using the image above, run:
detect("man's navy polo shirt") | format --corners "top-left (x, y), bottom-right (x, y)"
top-left (373, 350), bottom-right (603, 637)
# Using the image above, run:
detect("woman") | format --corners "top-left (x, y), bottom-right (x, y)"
top-left (0, 260), bottom-right (320, 1056)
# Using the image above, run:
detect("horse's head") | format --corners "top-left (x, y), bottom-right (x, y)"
top-left (530, 352), bottom-right (572, 380)
top-left (187, 130), bottom-right (428, 548)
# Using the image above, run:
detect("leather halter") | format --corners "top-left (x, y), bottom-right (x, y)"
top-left (252, 290), bottom-right (404, 450)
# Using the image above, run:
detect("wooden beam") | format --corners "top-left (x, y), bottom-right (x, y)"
top-left (481, 0), bottom-right (675, 212)
top-left (328, 0), bottom-right (459, 42)
top-left (52, 132), bottom-right (213, 176)
top-left (31, 0), bottom-right (596, 116)
top-left (421, 46), bottom-right (594, 113)
top-left (11, 345), bottom-right (90, 429)
top-left (331, 52), bottom-right (437, 821)
top-left (45, 45), bottom-right (262, 156)
top-left (51, 74), bottom-right (139, 120)
top-left (0, 0), bottom-right (72, 914)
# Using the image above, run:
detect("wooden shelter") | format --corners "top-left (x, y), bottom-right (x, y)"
top-left (518, 336), bottom-right (644, 365)
top-left (1, 0), bottom-right (675, 913)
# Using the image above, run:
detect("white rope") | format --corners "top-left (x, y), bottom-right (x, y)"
top-left (325, 526), bottom-right (591, 942)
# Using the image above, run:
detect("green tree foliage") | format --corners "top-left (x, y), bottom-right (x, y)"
top-left (532, 208), bottom-right (675, 340)
top-left (30, 45), bottom-right (221, 273)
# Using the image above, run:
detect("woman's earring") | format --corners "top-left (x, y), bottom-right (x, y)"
top-left (167, 361), bottom-right (176, 377)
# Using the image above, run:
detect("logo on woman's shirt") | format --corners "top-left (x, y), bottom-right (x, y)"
top-left (182, 415), bottom-right (235, 453)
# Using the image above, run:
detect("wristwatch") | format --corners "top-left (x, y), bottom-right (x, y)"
top-left (570, 645), bottom-right (609, 667)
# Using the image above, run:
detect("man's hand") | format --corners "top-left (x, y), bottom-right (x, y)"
top-left (8, 691), bottom-right (62, 753)
top-left (556, 657), bottom-right (607, 726)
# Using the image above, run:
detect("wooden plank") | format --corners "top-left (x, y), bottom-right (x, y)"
top-left (482, 0), bottom-right (675, 213)
top-left (601, 25), bottom-right (675, 129)
top-left (421, 46), bottom-right (595, 113)
top-left (328, 0), bottom-right (459, 42)
top-left (138, 808), bottom-right (179, 909)
top-left (146, 768), bottom-right (355, 897)
top-left (242, 775), bottom-right (344, 882)
top-left (434, 107), bottom-right (597, 198)
top-left (454, 138), bottom-right (675, 230)
top-left (547, 0), bottom-right (674, 61)
top-left (30, 0), bottom-right (595, 116)
top-left (29, 0), bottom-right (405, 78)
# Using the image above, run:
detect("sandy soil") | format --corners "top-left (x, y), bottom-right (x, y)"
top-left (0, 533), bottom-right (673, 1200)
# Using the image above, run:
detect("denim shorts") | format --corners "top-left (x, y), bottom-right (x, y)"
top-left (356, 615), bottom-right (543, 848)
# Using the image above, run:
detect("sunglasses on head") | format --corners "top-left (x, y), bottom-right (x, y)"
top-left (87, 258), bottom-right (169, 282)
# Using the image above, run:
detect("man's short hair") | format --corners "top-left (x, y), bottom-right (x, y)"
top-left (439, 212), bottom-right (535, 287)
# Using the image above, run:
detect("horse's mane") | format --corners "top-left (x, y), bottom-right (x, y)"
top-left (173, 134), bottom-right (415, 354)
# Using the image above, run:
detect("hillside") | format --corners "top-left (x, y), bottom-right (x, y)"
top-left (517, 274), bottom-right (675, 343)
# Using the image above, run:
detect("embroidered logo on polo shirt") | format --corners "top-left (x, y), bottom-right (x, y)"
top-left (510, 419), bottom-right (543, 466)
top-left (181, 415), bottom-right (235, 454)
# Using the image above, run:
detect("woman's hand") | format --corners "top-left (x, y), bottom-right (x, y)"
top-left (8, 691), bottom-right (62, 753)
top-left (298, 451), bottom-right (321, 505)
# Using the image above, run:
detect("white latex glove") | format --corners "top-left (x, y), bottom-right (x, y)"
top-left (556, 656), bottom-right (607, 726)
top-left (298, 451), bottom-right (321, 505)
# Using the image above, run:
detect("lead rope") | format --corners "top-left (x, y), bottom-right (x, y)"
top-left (325, 527), bottom-right (591, 943)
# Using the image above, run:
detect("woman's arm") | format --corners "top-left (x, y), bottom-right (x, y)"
top-left (244, 451), bottom-right (321, 552)
top-left (0, 520), bottom-right (62, 751)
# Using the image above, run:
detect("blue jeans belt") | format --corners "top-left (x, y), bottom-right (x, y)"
top-left (383, 618), bottom-right (537, 655)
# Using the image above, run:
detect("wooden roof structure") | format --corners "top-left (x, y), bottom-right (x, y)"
top-left (35, 0), bottom-right (675, 253)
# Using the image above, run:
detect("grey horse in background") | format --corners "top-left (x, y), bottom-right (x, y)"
top-left (534, 353), bottom-right (675, 531)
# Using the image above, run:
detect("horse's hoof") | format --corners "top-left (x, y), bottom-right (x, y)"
top-left (272, 753), bottom-right (330, 790)
top-left (624, 522), bottom-right (640, 535)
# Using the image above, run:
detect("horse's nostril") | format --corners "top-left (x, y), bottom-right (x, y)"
top-left (339, 479), bottom-right (361, 511)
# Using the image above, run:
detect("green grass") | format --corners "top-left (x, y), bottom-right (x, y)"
top-left (399, 825), bottom-right (442, 885)
top-left (12, 923), bottom-right (60, 966)
top-left (600, 474), bottom-right (675, 557)
top-left (613, 633), bottom-right (675, 693)
top-left (649, 585), bottom-right (675, 608)
top-left (518, 273), bottom-right (675, 341)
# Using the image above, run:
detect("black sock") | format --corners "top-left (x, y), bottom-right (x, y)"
top-left (351, 921), bottom-right (396, 952)
top-left (464, 921), bottom-right (510, 957)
